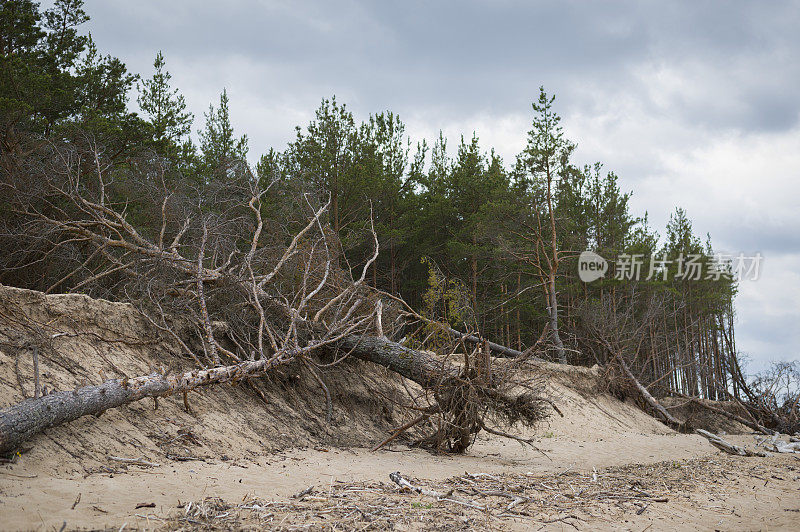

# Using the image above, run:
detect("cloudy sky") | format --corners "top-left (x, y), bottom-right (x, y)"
top-left (77, 0), bottom-right (799, 373)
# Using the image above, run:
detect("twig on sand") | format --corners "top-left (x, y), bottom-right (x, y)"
top-left (0, 470), bottom-right (38, 478)
top-left (291, 486), bottom-right (315, 499)
top-left (541, 514), bottom-right (580, 529)
top-left (389, 471), bottom-right (487, 509)
top-left (372, 414), bottom-right (429, 452)
top-left (389, 471), bottom-right (452, 499)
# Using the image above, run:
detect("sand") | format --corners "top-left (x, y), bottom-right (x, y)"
top-left (2, 433), bottom-right (799, 530)
top-left (1, 284), bottom-right (798, 530)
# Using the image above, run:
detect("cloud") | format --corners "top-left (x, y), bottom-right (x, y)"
top-left (735, 253), bottom-right (800, 372)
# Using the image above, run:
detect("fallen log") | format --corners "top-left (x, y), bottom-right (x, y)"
top-left (337, 334), bottom-right (459, 389)
top-left (0, 333), bottom-right (545, 455)
top-left (696, 429), bottom-right (767, 457)
top-left (605, 341), bottom-right (685, 431)
top-left (0, 333), bottom-right (441, 455)
top-left (397, 309), bottom-right (543, 361)
top-left (0, 354), bottom-right (294, 455)
top-left (445, 328), bottom-right (525, 359)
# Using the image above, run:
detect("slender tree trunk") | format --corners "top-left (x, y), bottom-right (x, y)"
top-left (603, 340), bottom-right (685, 431)
top-left (516, 269), bottom-right (522, 350)
top-left (544, 160), bottom-right (566, 364)
top-left (390, 241), bottom-right (396, 294)
top-left (547, 272), bottom-right (567, 363)
top-left (471, 235), bottom-right (478, 310)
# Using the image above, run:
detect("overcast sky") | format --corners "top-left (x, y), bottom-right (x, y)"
top-left (77, 0), bottom-right (799, 373)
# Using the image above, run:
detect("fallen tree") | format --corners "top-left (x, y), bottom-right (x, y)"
top-left (596, 338), bottom-right (686, 431)
top-left (0, 139), bottom-right (550, 455)
top-left (0, 330), bottom-right (546, 455)
top-left (0, 353), bottom-right (294, 455)
top-left (674, 393), bottom-right (774, 436)
top-left (379, 290), bottom-right (546, 362)
top-left (338, 334), bottom-right (458, 388)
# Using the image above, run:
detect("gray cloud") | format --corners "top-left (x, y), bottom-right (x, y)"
top-left (82, 1), bottom-right (799, 122)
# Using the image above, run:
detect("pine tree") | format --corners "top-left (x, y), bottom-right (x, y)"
top-left (75, 36), bottom-right (136, 121)
top-left (364, 111), bottom-right (410, 292)
top-left (0, 0), bottom-right (89, 135)
top-left (138, 51), bottom-right (193, 159)
top-left (286, 97), bottom-right (361, 235)
top-left (520, 87), bottom-right (576, 363)
top-left (198, 89), bottom-right (248, 180)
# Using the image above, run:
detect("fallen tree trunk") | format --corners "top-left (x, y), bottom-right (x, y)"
top-left (0, 330), bottom-right (546, 455)
top-left (0, 354), bottom-right (294, 455)
top-left (696, 429), bottom-right (767, 457)
top-left (397, 309), bottom-right (542, 361)
top-left (606, 342), bottom-right (685, 431)
top-left (445, 328), bottom-right (525, 359)
top-left (340, 334), bottom-right (549, 451)
top-left (337, 334), bottom-right (459, 389)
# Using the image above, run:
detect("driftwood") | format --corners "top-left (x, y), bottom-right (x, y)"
top-left (390, 471), bottom-right (453, 499)
top-left (762, 434), bottom-right (800, 454)
top-left (772, 442), bottom-right (800, 453)
top-left (389, 471), bottom-right (486, 510)
top-left (695, 429), bottom-right (767, 457)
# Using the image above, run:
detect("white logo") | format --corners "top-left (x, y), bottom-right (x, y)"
top-left (578, 251), bottom-right (608, 283)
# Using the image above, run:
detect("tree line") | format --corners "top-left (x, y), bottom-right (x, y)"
top-left (1, 0), bottom-right (745, 403)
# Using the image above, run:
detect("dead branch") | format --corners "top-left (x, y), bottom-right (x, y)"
top-left (695, 429), bottom-right (767, 457)
top-left (601, 338), bottom-right (686, 431)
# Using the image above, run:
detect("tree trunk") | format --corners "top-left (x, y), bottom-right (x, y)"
top-left (443, 326), bottom-right (542, 361)
top-left (548, 272), bottom-right (567, 364)
top-left (605, 341), bottom-right (685, 431)
top-left (0, 332), bottom-right (541, 455)
top-left (696, 429), bottom-right (766, 457)
top-left (0, 355), bottom-right (294, 455)
top-left (338, 334), bottom-right (459, 389)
